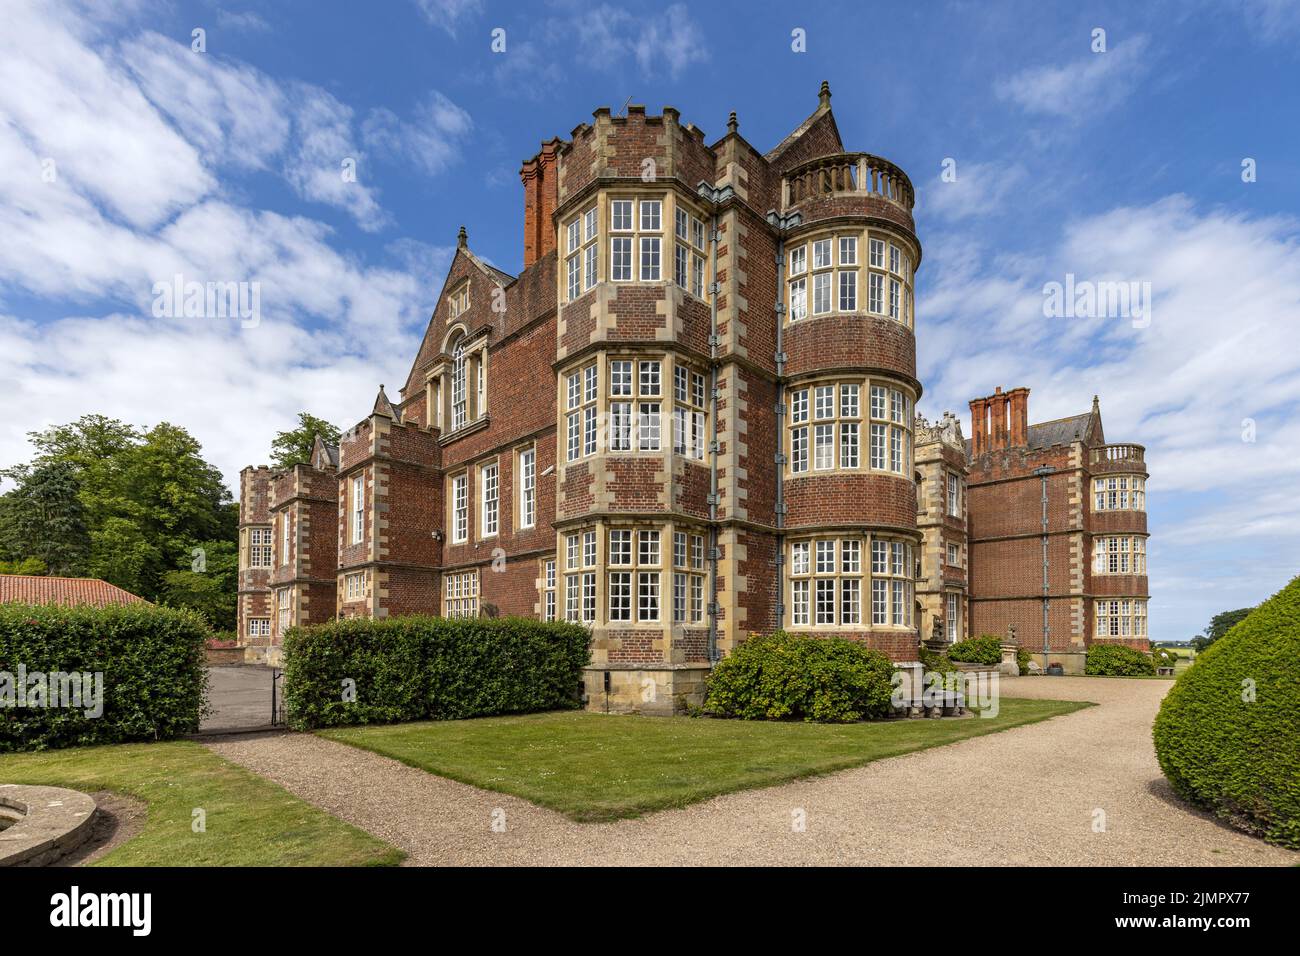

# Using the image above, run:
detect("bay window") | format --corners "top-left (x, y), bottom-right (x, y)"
top-left (788, 535), bottom-right (913, 628)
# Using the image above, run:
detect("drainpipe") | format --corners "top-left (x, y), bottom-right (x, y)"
top-left (766, 209), bottom-right (802, 629)
top-left (1034, 466), bottom-right (1056, 670)
top-left (697, 182), bottom-right (734, 664)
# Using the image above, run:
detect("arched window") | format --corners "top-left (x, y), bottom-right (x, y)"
top-left (451, 335), bottom-right (467, 429)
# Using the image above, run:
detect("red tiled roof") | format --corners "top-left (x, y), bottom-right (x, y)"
top-left (0, 575), bottom-right (148, 609)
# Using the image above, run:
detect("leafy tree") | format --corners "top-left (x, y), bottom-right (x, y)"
top-left (1, 416), bottom-right (236, 615)
top-left (0, 557), bottom-right (48, 575)
top-left (160, 539), bottom-right (238, 630)
top-left (0, 460), bottom-right (90, 575)
top-left (1191, 607), bottom-right (1253, 651)
top-left (270, 412), bottom-right (341, 470)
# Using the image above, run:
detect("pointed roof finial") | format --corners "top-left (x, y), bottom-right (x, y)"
top-left (727, 111), bottom-right (738, 134)
top-left (372, 384), bottom-right (399, 421)
top-left (818, 80), bottom-right (831, 108)
top-left (1092, 394), bottom-right (1100, 413)
top-left (457, 225), bottom-right (468, 248)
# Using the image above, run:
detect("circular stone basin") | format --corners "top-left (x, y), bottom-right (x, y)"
top-left (0, 785), bottom-right (98, 866)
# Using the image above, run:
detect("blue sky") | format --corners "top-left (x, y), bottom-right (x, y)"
top-left (2, 0), bottom-right (1299, 641)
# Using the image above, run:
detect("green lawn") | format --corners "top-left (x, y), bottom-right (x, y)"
top-left (320, 697), bottom-right (1092, 822)
top-left (0, 741), bottom-right (402, 866)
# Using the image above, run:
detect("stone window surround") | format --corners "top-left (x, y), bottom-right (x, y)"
top-left (784, 225), bottom-right (916, 328)
top-left (1095, 597), bottom-right (1148, 637)
top-left (557, 350), bottom-right (710, 463)
top-left (558, 187), bottom-right (711, 304)
top-left (1092, 534), bottom-right (1148, 575)
top-left (425, 325), bottom-right (489, 436)
top-left (552, 518), bottom-right (710, 629)
top-left (785, 533), bottom-right (916, 631)
top-left (1093, 474), bottom-right (1147, 512)
top-left (786, 374), bottom-right (915, 480)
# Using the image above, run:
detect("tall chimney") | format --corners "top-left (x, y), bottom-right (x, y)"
top-left (520, 139), bottom-right (561, 269)
top-left (968, 396), bottom-right (989, 457)
top-left (1008, 387), bottom-right (1030, 447)
top-left (988, 387), bottom-right (1009, 451)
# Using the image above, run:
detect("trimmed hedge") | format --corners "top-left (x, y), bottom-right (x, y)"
top-left (703, 631), bottom-right (896, 723)
top-left (1016, 646), bottom-right (1033, 674)
top-left (1085, 643), bottom-right (1156, 676)
top-left (1154, 577), bottom-right (1299, 848)
top-left (948, 634), bottom-right (1003, 665)
top-left (0, 602), bottom-right (209, 752)
top-left (283, 615), bottom-right (591, 729)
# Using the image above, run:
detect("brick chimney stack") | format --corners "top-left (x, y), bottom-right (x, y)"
top-left (969, 386), bottom-right (1032, 455)
top-left (1008, 387), bottom-right (1030, 447)
top-left (989, 387), bottom-right (1009, 450)
top-left (969, 395), bottom-right (989, 456)
top-left (520, 138), bottom-right (562, 269)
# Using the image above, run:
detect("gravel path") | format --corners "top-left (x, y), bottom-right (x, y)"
top-left (203, 677), bottom-right (1298, 866)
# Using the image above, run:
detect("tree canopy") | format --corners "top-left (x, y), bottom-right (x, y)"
top-left (270, 412), bottom-right (341, 470)
top-left (0, 415), bottom-right (236, 629)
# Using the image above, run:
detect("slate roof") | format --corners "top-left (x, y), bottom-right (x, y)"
top-left (0, 575), bottom-right (148, 608)
top-left (1027, 413), bottom-right (1093, 450)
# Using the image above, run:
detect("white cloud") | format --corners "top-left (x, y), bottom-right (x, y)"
top-left (920, 194), bottom-right (1300, 503)
top-left (0, 3), bottom-right (214, 229)
top-left (413, 0), bottom-right (483, 37)
top-left (362, 92), bottom-right (474, 179)
top-left (0, 3), bottom-right (455, 487)
top-left (571, 3), bottom-right (707, 79)
top-left (995, 35), bottom-right (1150, 119)
top-left (215, 8), bottom-right (272, 33)
top-left (923, 161), bottom-right (1027, 222)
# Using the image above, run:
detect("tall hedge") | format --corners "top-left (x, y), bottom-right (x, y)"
top-left (703, 631), bottom-right (896, 723)
top-left (0, 602), bottom-right (209, 752)
top-left (283, 616), bottom-right (591, 729)
top-left (1153, 577), bottom-right (1300, 848)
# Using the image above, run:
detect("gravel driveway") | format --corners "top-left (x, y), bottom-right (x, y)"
top-left (203, 676), bottom-right (1298, 866)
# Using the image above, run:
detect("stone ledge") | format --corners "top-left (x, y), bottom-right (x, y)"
top-left (0, 785), bottom-right (98, 867)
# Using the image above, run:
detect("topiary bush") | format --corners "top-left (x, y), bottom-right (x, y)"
top-left (703, 631), bottom-right (896, 723)
top-left (1016, 646), bottom-right (1032, 674)
top-left (947, 634), bottom-right (1003, 665)
top-left (1085, 643), bottom-right (1156, 676)
top-left (0, 602), bottom-right (209, 752)
top-left (1154, 578), bottom-right (1299, 848)
top-left (283, 615), bottom-right (591, 729)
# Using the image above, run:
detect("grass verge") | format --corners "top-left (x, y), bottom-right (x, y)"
top-left (0, 740), bottom-right (403, 866)
top-left (320, 697), bottom-right (1092, 822)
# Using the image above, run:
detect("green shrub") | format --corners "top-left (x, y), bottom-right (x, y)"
top-left (1153, 577), bottom-right (1300, 848)
top-left (1150, 646), bottom-right (1178, 670)
top-left (703, 632), bottom-right (896, 723)
top-left (947, 634), bottom-right (1003, 665)
top-left (0, 602), bottom-right (209, 752)
top-left (283, 615), bottom-right (591, 729)
top-left (918, 643), bottom-right (959, 677)
top-left (1085, 643), bottom-right (1156, 676)
top-left (1016, 646), bottom-right (1032, 674)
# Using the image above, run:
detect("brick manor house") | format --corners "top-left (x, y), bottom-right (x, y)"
top-left (236, 84), bottom-right (1151, 707)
